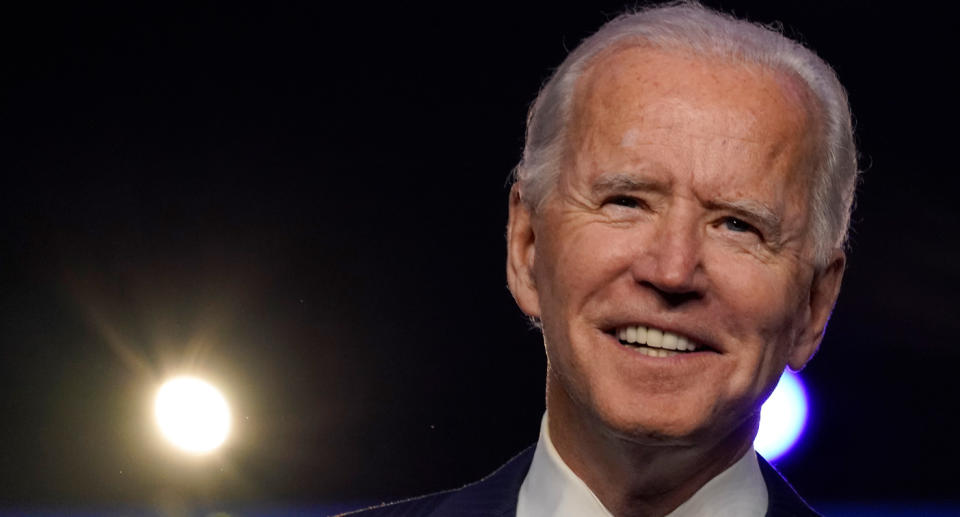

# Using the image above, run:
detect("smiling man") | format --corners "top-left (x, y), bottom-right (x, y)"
top-left (346, 3), bottom-right (857, 517)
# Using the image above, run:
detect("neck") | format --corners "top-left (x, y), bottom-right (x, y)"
top-left (546, 377), bottom-right (758, 517)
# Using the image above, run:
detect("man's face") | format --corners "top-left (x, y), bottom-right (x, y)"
top-left (508, 47), bottom-right (844, 446)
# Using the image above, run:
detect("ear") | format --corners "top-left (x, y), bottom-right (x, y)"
top-left (788, 250), bottom-right (846, 370)
top-left (506, 184), bottom-right (542, 319)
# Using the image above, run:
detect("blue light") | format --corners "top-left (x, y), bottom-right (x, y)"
top-left (755, 370), bottom-right (809, 462)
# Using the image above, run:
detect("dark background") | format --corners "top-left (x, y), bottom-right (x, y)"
top-left (3, 1), bottom-right (958, 513)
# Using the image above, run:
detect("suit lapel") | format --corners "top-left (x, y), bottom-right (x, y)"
top-left (758, 454), bottom-right (821, 517)
top-left (429, 446), bottom-right (535, 517)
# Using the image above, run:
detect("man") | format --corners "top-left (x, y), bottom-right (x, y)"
top-left (346, 2), bottom-right (857, 516)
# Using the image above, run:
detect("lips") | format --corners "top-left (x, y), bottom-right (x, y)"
top-left (609, 325), bottom-right (707, 357)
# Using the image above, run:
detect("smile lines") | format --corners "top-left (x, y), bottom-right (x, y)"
top-left (614, 325), bottom-right (701, 357)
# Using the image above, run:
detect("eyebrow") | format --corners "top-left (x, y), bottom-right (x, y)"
top-left (590, 173), bottom-right (669, 197)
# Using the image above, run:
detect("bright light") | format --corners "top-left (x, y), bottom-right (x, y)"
top-left (155, 376), bottom-right (231, 453)
top-left (755, 370), bottom-right (809, 462)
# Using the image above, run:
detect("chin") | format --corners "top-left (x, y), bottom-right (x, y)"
top-left (580, 381), bottom-right (755, 449)
top-left (594, 403), bottom-right (711, 446)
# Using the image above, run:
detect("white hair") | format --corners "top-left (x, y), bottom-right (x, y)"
top-left (513, 2), bottom-right (858, 266)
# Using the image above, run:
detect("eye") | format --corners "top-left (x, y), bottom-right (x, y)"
top-left (722, 217), bottom-right (759, 235)
top-left (605, 195), bottom-right (643, 209)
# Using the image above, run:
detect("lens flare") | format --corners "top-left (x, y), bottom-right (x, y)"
top-left (155, 376), bottom-right (231, 453)
top-left (755, 370), bottom-right (809, 462)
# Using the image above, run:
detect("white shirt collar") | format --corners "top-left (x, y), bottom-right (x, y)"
top-left (517, 413), bottom-right (768, 517)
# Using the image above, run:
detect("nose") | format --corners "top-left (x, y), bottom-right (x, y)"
top-left (632, 210), bottom-right (705, 306)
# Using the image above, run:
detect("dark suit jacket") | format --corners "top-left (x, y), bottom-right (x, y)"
top-left (340, 447), bottom-right (820, 517)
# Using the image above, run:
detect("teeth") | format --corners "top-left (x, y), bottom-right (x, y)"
top-left (635, 347), bottom-right (679, 358)
top-left (615, 325), bottom-right (699, 353)
top-left (636, 326), bottom-right (648, 344)
top-left (661, 333), bottom-right (677, 350)
top-left (647, 328), bottom-right (663, 348)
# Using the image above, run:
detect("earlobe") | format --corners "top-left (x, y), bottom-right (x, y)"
top-left (788, 250), bottom-right (846, 370)
top-left (506, 184), bottom-right (541, 319)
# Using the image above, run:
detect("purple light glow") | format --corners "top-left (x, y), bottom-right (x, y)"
top-left (755, 370), bottom-right (809, 462)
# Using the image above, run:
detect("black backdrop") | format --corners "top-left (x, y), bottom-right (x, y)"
top-left (3, 1), bottom-right (958, 511)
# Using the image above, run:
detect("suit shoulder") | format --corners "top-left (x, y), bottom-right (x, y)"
top-left (336, 489), bottom-right (455, 517)
top-left (336, 446), bottom-right (536, 517)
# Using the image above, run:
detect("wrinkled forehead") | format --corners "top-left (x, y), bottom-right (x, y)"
top-left (566, 45), bottom-right (821, 181)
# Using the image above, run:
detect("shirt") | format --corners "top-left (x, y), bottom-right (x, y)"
top-left (516, 414), bottom-right (768, 517)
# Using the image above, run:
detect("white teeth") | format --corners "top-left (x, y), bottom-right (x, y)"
top-left (636, 326), bottom-right (648, 344)
top-left (646, 328), bottom-right (663, 348)
top-left (635, 347), bottom-right (679, 358)
top-left (615, 325), bottom-right (699, 353)
top-left (661, 333), bottom-right (677, 350)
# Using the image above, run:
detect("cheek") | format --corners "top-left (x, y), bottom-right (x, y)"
top-left (536, 220), bottom-right (616, 290)
top-left (553, 230), bottom-right (640, 310)
top-left (711, 249), bottom-right (805, 319)
top-left (685, 255), bottom-right (810, 418)
top-left (713, 259), bottom-right (809, 370)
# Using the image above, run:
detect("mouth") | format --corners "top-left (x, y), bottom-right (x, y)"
top-left (606, 325), bottom-right (706, 358)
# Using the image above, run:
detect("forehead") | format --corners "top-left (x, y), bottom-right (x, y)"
top-left (573, 46), bottom-right (814, 138)
top-left (566, 46), bottom-right (818, 188)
